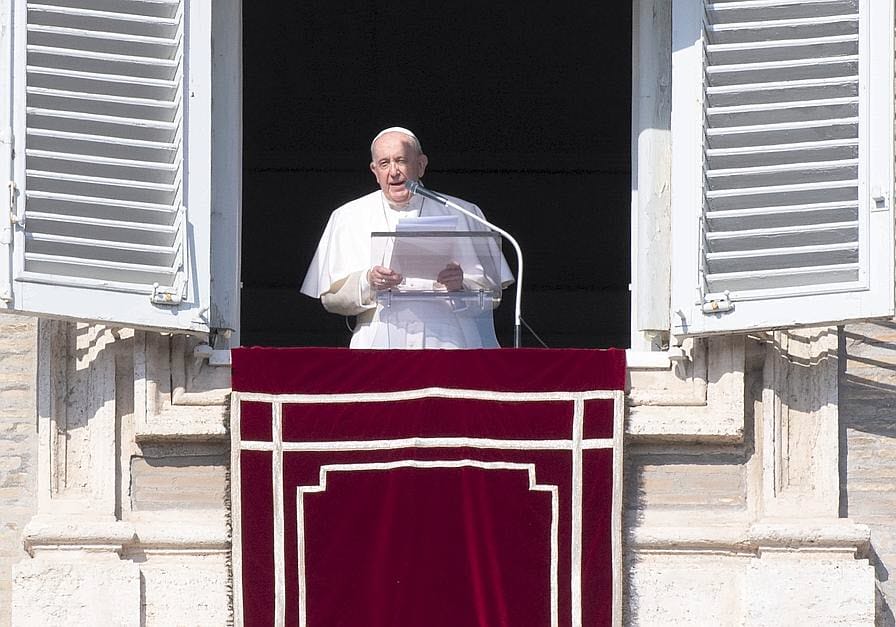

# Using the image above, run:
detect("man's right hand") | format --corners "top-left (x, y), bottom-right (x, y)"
top-left (368, 265), bottom-right (403, 290)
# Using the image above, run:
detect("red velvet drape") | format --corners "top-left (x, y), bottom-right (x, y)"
top-left (233, 347), bottom-right (624, 626)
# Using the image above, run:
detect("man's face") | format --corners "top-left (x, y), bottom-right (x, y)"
top-left (370, 133), bottom-right (428, 205)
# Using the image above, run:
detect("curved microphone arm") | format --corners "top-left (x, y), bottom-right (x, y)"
top-left (405, 180), bottom-right (524, 348)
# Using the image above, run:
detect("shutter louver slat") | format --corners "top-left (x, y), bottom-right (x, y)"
top-left (25, 190), bottom-right (177, 216)
top-left (703, 264), bottom-right (860, 292)
top-left (26, 170), bottom-right (178, 192)
top-left (708, 140), bottom-right (857, 172)
top-left (706, 179), bottom-right (857, 205)
top-left (707, 115), bottom-right (858, 138)
top-left (27, 87), bottom-right (180, 112)
top-left (28, 25), bottom-right (180, 46)
top-left (27, 3), bottom-right (181, 25)
top-left (27, 47), bottom-right (181, 68)
top-left (26, 66), bottom-right (179, 91)
top-left (26, 231), bottom-right (178, 259)
top-left (707, 33), bottom-right (858, 64)
top-left (27, 149), bottom-right (179, 167)
top-left (27, 127), bottom-right (178, 149)
top-left (707, 97), bottom-right (859, 128)
top-left (23, 254), bottom-right (177, 284)
top-left (707, 158), bottom-right (857, 183)
top-left (700, 0), bottom-right (863, 300)
top-left (21, 0), bottom-right (186, 297)
top-left (706, 240), bottom-right (857, 262)
top-left (707, 204), bottom-right (859, 233)
top-left (707, 0), bottom-right (857, 20)
top-left (705, 220), bottom-right (858, 247)
top-left (26, 211), bottom-right (178, 239)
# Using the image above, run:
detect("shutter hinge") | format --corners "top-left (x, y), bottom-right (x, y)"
top-left (1, 179), bottom-right (14, 302)
top-left (7, 181), bottom-right (22, 229)
top-left (2, 128), bottom-right (15, 228)
top-left (193, 328), bottom-right (233, 366)
top-left (193, 343), bottom-right (232, 366)
top-left (150, 204), bottom-right (187, 306)
top-left (871, 186), bottom-right (890, 212)
top-left (151, 280), bottom-right (184, 306)
top-left (701, 291), bottom-right (734, 315)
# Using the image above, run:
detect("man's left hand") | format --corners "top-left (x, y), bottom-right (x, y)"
top-left (436, 262), bottom-right (464, 292)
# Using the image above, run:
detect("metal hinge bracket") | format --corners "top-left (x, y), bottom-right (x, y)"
top-left (151, 280), bottom-right (185, 306)
top-left (871, 186), bottom-right (890, 212)
top-left (702, 291), bottom-right (734, 315)
top-left (7, 181), bottom-right (21, 228)
top-left (150, 205), bottom-right (187, 306)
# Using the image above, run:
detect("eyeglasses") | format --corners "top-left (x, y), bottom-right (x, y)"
top-left (374, 157), bottom-right (410, 171)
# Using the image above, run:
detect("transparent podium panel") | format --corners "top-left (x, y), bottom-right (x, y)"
top-left (370, 231), bottom-right (504, 348)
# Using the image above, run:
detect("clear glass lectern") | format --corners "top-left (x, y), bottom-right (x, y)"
top-left (370, 231), bottom-right (505, 349)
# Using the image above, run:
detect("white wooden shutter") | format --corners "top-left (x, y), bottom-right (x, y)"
top-left (1, 0), bottom-right (212, 332)
top-left (670, 0), bottom-right (894, 336)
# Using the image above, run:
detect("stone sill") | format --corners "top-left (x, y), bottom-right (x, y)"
top-left (23, 514), bottom-right (229, 555)
top-left (211, 348), bottom-right (677, 369)
top-left (630, 520), bottom-right (871, 557)
top-left (625, 348), bottom-right (687, 369)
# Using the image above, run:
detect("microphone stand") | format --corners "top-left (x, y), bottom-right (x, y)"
top-left (405, 180), bottom-right (524, 348)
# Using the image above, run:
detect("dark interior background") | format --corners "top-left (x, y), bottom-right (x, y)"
top-left (241, 2), bottom-right (632, 348)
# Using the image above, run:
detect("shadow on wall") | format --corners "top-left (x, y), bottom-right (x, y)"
top-left (841, 321), bottom-right (896, 399)
top-left (839, 320), bottom-right (896, 626)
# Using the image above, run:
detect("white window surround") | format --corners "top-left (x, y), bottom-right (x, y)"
top-left (0, 0), bottom-right (674, 351)
top-left (5, 0), bottom-right (887, 363)
top-left (630, 0), bottom-right (673, 352)
top-left (111, 0), bottom-right (740, 446)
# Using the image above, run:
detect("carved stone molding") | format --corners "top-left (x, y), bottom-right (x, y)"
top-left (626, 336), bottom-right (745, 442)
top-left (630, 519), bottom-right (871, 556)
top-left (759, 327), bottom-right (839, 519)
top-left (36, 320), bottom-right (126, 516)
top-left (135, 331), bottom-right (230, 440)
top-left (15, 322), bottom-right (143, 626)
top-left (15, 323), bottom-right (231, 626)
top-left (628, 516), bottom-right (875, 625)
top-left (627, 524), bottom-right (875, 626)
top-left (21, 516), bottom-right (136, 557)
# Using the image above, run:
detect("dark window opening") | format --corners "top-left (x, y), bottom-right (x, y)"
top-left (241, 3), bottom-right (632, 348)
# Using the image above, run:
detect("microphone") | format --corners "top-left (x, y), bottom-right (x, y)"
top-left (404, 180), bottom-right (448, 205)
top-left (403, 179), bottom-right (526, 348)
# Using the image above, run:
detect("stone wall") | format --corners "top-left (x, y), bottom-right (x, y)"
top-left (10, 323), bottom-right (230, 626)
top-left (841, 321), bottom-right (896, 626)
top-left (2, 322), bottom-right (881, 624)
top-left (626, 330), bottom-right (875, 625)
top-left (0, 315), bottom-right (37, 627)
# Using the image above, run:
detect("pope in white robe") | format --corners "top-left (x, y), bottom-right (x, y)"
top-left (300, 127), bottom-right (514, 349)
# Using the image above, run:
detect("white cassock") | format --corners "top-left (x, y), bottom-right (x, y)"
top-left (301, 190), bottom-right (514, 349)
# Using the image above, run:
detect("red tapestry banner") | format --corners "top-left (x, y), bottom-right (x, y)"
top-left (231, 348), bottom-right (625, 627)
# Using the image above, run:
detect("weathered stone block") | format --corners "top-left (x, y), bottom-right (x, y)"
top-left (745, 553), bottom-right (874, 625)
top-left (130, 450), bottom-right (228, 511)
top-left (628, 553), bottom-right (745, 625)
top-left (626, 449), bottom-right (748, 517)
top-left (12, 558), bottom-right (141, 626)
top-left (139, 553), bottom-right (229, 626)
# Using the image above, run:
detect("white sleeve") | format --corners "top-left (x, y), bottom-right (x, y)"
top-left (320, 271), bottom-right (376, 316)
top-left (358, 269), bottom-right (374, 305)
